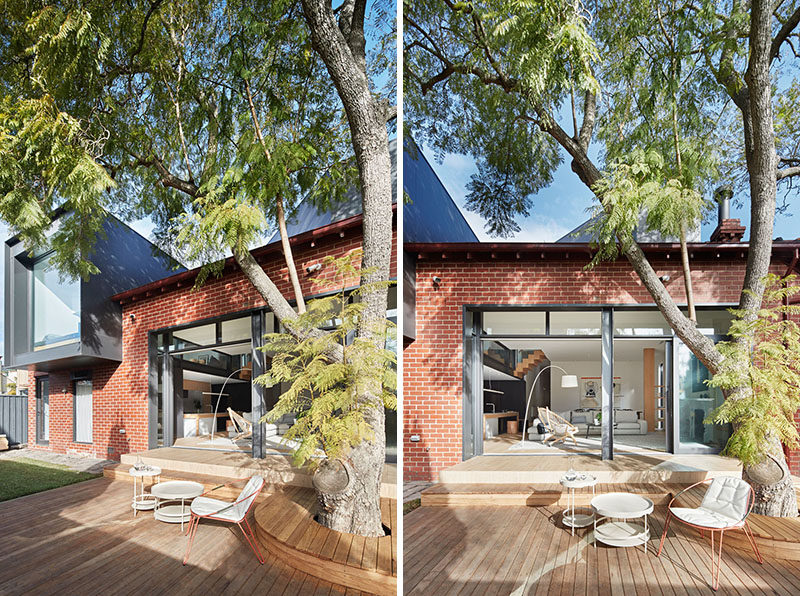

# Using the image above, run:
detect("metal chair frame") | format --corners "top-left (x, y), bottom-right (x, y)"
top-left (182, 477), bottom-right (266, 565)
top-left (656, 478), bottom-right (763, 591)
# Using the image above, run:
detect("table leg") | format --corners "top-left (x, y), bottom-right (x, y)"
top-left (133, 477), bottom-right (137, 517)
top-left (644, 514), bottom-right (648, 553)
top-left (570, 488), bottom-right (575, 536)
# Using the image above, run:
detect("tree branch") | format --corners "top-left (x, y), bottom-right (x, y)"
top-left (770, 5), bottom-right (800, 62)
top-left (578, 91), bottom-right (596, 150)
top-left (777, 165), bottom-right (800, 180)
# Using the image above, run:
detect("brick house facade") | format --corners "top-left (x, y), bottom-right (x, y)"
top-left (24, 217), bottom-right (397, 460)
top-left (403, 248), bottom-right (800, 482)
top-left (23, 212), bottom-right (397, 460)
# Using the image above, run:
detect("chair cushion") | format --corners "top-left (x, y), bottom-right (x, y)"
top-left (616, 422), bottom-right (640, 430)
top-left (670, 506), bottom-right (742, 529)
top-left (190, 496), bottom-right (243, 522)
top-left (552, 423), bottom-right (569, 435)
top-left (571, 414), bottom-right (587, 424)
top-left (700, 476), bottom-right (751, 522)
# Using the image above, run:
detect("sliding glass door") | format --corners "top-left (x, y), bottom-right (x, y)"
top-left (672, 338), bottom-right (731, 453)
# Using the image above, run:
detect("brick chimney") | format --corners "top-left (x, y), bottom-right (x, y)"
top-left (710, 186), bottom-right (746, 243)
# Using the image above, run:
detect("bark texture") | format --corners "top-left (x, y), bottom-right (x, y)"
top-left (743, 442), bottom-right (797, 517)
top-left (301, 0), bottom-right (393, 537)
top-left (728, 0), bottom-right (796, 515)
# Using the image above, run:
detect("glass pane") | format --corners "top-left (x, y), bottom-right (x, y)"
top-left (221, 317), bottom-right (251, 343)
top-left (676, 342), bottom-right (731, 450)
top-left (74, 380), bottom-right (92, 443)
top-left (549, 311), bottom-right (600, 335)
top-left (172, 323), bottom-right (216, 348)
top-left (482, 311), bottom-right (545, 335)
top-left (614, 311), bottom-right (671, 336)
top-left (32, 256), bottom-right (80, 350)
top-left (695, 310), bottom-right (733, 336)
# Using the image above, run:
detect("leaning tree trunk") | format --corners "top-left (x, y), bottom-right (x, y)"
top-left (734, 0), bottom-right (797, 516)
top-left (742, 437), bottom-right (797, 517)
top-left (302, 0), bottom-right (393, 537)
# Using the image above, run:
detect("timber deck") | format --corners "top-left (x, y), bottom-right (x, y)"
top-left (404, 504), bottom-right (800, 595)
top-left (120, 447), bottom-right (397, 499)
top-left (0, 477), bottom-right (371, 595)
top-left (254, 487), bottom-right (397, 595)
top-left (438, 453), bottom-right (742, 484)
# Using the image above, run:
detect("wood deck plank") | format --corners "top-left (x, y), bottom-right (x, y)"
top-left (405, 503), bottom-right (800, 594)
top-left (0, 478), bottom-right (348, 596)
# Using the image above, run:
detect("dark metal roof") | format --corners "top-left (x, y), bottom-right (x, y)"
top-left (111, 204), bottom-right (396, 305)
top-left (557, 212), bottom-right (701, 243)
top-left (267, 139), bottom-right (397, 243)
top-left (402, 137), bottom-right (479, 243)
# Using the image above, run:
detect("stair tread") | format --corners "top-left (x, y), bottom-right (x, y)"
top-left (422, 482), bottom-right (684, 496)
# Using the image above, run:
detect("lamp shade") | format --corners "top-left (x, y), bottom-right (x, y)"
top-left (560, 374), bottom-right (578, 388)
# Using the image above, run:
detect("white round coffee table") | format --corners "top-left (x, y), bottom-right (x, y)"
top-left (129, 465), bottom-right (161, 516)
top-left (591, 492), bottom-right (654, 552)
top-left (560, 473), bottom-right (597, 535)
top-left (151, 480), bottom-right (204, 531)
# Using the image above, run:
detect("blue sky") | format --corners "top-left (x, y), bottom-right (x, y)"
top-left (427, 149), bottom-right (797, 243)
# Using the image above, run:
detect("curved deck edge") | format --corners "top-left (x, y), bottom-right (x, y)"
top-left (254, 490), bottom-right (396, 596)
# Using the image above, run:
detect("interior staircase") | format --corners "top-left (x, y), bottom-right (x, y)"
top-left (514, 349), bottom-right (547, 378)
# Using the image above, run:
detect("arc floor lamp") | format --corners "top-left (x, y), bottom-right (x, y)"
top-left (519, 365), bottom-right (578, 444)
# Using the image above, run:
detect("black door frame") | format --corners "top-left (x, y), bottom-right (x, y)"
top-left (464, 304), bottom-right (732, 461)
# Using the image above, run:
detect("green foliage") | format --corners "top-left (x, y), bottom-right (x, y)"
top-left (256, 252), bottom-right (397, 469)
top-left (405, 0), bottom-right (800, 236)
top-left (707, 275), bottom-right (800, 466)
top-left (405, 0), bottom-right (599, 237)
top-left (588, 148), bottom-right (711, 265)
top-left (0, 0), bottom-right (395, 275)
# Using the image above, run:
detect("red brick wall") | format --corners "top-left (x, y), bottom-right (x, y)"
top-left (403, 256), bottom-right (795, 481)
top-left (26, 225), bottom-right (397, 460)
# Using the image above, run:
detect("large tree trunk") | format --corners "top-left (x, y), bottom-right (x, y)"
top-left (743, 441), bottom-right (797, 517)
top-left (301, 0), bottom-right (392, 537)
top-left (730, 0), bottom-right (796, 515)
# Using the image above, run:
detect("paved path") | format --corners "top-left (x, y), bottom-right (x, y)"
top-left (404, 481), bottom-right (432, 503)
top-left (0, 447), bottom-right (115, 474)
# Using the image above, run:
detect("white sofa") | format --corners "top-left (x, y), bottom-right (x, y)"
top-left (527, 409), bottom-right (647, 438)
top-left (260, 413), bottom-right (296, 438)
top-left (566, 409), bottom-right (647, 434)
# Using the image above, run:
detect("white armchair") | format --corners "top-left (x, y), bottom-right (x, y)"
top-left (656, 476), bottom-right (763, 591)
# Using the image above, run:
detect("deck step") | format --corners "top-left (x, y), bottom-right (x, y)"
top-left (103, 464), bottom-right (250, 500)
top-left (420, 482), bottom-right (686, 507)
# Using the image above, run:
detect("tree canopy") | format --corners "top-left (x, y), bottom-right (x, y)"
top-left (0, 0), bottom-right (394, 280)
top-left (405, 0), bottom-right (800, 238)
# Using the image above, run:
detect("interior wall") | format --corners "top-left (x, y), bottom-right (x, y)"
top-left (550, 348), bottom-right (664, 414)
top-left (483, 380), bottom-right (526, 419)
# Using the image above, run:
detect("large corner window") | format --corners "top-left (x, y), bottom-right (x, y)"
top-left (32, 254), bottom-right (80, 350)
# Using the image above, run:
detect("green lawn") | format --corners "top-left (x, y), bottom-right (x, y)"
top-left (0, 457), bottom-right (102, 502)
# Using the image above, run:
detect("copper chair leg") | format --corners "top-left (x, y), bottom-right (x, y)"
top-left (711, 530), bottom-right (724, 591)
top-left (238, 518), bottom-right (265, 564)
top-left (743, 520), bottom-right (763, 564)
top-left (656, 511), bottom-right (672, 556)
top-left (183, 514), bottom-right (200, 565)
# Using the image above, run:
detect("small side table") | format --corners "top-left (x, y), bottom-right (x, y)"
top-left (591, 492), bottom-right (654, 552)
top-left (151, 480), bottom-right (204, 532)
top-left (560, 473), bottom-right (597, 535)
top-left (129, 465), bottom-right (161, 516)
